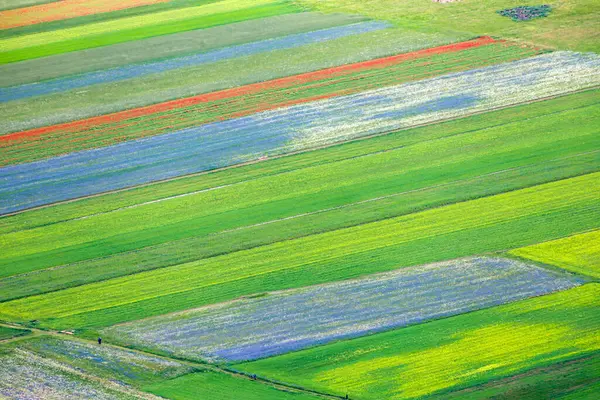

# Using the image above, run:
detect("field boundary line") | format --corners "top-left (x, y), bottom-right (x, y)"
top-left (2, 85), bottom-right (599, 218)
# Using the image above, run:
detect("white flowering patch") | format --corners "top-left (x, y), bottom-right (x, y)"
top-left (283, 51), bottom-right (600, 149)
top-left (0, 349), bottom-right (137, 400)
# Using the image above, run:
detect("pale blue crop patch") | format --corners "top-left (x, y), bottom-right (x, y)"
top-left (103, 257), bottom-right (584, 362)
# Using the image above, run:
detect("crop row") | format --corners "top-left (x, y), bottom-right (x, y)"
top-left (0, 172), bottom-right (598, 330)
top-left (0, 21), bottom-right (391, 102)
top-left (3, 51), bottom-right (599, 213)
top-left (0, 0), bottom-right (301, 63)
top-left (0, 12), bottom-right (365, 87)
top-left (1, 93), bottom-right (597, 284)
top-left (512, 230), bottom-right (600, 279)
top-left (2, 38), bottom-right (541, 166)
top-left (0, 28), bottom-right (464, 133)
top-left (238, 284), bottom-right (600, 399)
top-left (103, 257), bottom-right (583, 362)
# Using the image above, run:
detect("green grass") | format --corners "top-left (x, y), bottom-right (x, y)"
top-left (238, 284), bottom-right (600, 400)
top-left (0, 171), bottom-right (598, 330)
top-left (0, 12), bottom-right (365, 88)
top-left (511, 230), bottom-right (600, 279)
top-left (298, 0), bottom-right (600, 53)
top-left (0, 0), bottom-right (302, 64)
top-left (0, 27), bottom-right (463, 134)
top-left (0, 92), bottom-right (598, 300)
top-left (145, 371), bottom-right (321, 400)
top-left (437, 352), bottom-right (600, 400)
top-left (0, 325), bottom-right (30, 340)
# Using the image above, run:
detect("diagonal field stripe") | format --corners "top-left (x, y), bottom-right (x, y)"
top-left (0, 21), bottom-right (391, 102)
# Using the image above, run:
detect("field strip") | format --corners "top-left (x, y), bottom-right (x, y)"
top-left (511, 229), bottom-right (600, 279)
top-left (74, 149), bottom-right (600, 228)
top-left (0, 12), bottom-right (366, 87)
top-left (101, 256), bottom-right (583, 363)
top-left (0, 21), bottom-right (391, 103)
top-left (0, 1), bottom-right (302, 64)
top-left (0, 323), bottom-right (343, 399)
top-left (237, 284), bottom-right (600, 399)
top-left (1, 101), bottom-right (597, 280)
top-left (3, 54), bottom-right (599, 214)
top-left (0, 0), bottom-right (279, 52)
top-left (0, 36), bottom-right (498, 141)
top-left (0, 172), bottom-right (598, 329)
top-left (0, 0), bottom-right (171, 30)
top-left (0, 0), bottom-right (227, 39)
top-left (2, 88), bottom-right (597, 234)
top-left (438, 352), bottom-right (600, 399)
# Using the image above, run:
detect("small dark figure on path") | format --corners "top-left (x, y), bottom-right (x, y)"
top-left (98, 337), bottom-right (102, 345)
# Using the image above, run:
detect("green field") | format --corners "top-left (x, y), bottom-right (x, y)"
top-left (145, 371), bottom-right (320, 400)
top-left (0, 325), bottom-right (30, 341)
top-left (438, 352), bottom-right (600, 400)
top-left (0, 171), bottom-right (598, 330)
top-left (238, 284), bottom-right (600, 399)
top-left (0, 0), bottom-right (301, 64)
top-left (512, 230), bottom-right (600, 279)
top-left (300, 0), bottom-right (600, 52)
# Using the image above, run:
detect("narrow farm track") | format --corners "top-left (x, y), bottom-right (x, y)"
top-left (2, 85), bottom-right (597, 218)
top-left (0, 322), bottom-right (344, 400)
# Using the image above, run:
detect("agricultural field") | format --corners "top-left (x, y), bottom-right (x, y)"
top-left (238, 284), bottom-right (600, 399)
top-left (0, 325), bottom-right (30, 341)
top-left (512, 230), bottom-right (600, 279)
top-left (0, 0), bottom-right (598, 399)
